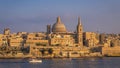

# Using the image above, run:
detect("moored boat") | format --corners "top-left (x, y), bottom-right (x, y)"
top-left (29, 59), bottom-right (42, 63)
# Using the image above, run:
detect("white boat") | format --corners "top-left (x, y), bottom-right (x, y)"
top-left (29, 59), bottom-right (42, 63)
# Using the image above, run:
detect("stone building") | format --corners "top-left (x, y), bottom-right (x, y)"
top-left (99, 33), bottom-right (106, 44)
top-left (111, 39), bottom-right (120, 47)
top-left (83, 32), bottom-right (99, 47)
top-left (9, 35), bottom-right (23, 46)
top-left (47, 25), bottom-right (51, 34)
top-left (0, 16), bottom-right (84, 47)
top-left (26, 32), bottom-right (48, 46)
top-left (47, 16), bottom-right (83, 47)
top-left (102, 46), bottom-right (120, 56)
top-left (4, 28), bottom-right (10, 35)
top-left (1, 16), bottom-right (113, 58)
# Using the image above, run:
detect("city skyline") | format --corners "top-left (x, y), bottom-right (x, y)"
top-left (0, 0), bottom-right (120, 33)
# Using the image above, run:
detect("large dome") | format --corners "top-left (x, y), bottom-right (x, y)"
top-left (52, 16), bottom-right (67, 33)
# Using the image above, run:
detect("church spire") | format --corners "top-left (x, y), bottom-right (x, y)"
top-left (78, 16), bottom-right (82, 25)
top-left (57, 16), bottom-right (61, 23)
top-left (77, 16), bottom-right (83, 46)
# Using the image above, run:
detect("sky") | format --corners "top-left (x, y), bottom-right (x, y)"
top-left (0, 0), bottom-right (120, 34)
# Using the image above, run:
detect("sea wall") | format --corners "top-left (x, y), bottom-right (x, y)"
top-left (102, 46), bottom-right (120, 56)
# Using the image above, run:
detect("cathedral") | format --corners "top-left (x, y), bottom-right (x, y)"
top-left (47, 16), bottom-right (83, 47)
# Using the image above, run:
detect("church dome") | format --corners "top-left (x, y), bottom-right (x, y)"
top-left (52, 16), bottom-right (67, 33)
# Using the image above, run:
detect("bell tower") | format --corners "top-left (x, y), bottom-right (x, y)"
top-left (77, 17), bottom-right (83, 46)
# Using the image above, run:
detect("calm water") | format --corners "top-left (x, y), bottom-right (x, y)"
top-left (0, 57), bottom-right (120, 68)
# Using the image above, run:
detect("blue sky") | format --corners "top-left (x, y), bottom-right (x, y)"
top-left (0, 0), bottom-right (120, 33)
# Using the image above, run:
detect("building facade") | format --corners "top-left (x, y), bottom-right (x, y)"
top-left (0, 16), bottom-right (120, 58)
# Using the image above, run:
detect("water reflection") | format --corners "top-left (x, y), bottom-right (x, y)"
top-left (0, 57), bottom-right (119, 68)
top-left (49, 58), bottom-right (73, 68)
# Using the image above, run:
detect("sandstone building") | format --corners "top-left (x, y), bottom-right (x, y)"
top-left (47, 16), bottom-right (83, 47)
top-left (0, 16), bottom-right (120, 58)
